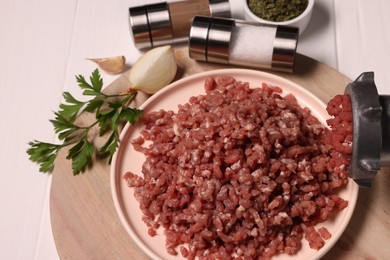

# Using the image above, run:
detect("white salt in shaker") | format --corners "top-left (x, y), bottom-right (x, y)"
top-left (189, 16), bottom-right (299, 72)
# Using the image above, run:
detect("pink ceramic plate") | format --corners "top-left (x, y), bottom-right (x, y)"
top-left (111, 69), bottom-right (358, 260)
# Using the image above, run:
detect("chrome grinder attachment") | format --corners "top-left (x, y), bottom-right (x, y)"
top-left (345, 72), bottom-right (390, 187)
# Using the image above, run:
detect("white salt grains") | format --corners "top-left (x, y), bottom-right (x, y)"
top-left (189, 16), bottom-right (298, 72)
top-left (229, 25), bottom-right (277, 68)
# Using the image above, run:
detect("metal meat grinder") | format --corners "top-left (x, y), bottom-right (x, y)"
top-left (345, 72), bottom-right (389, 187)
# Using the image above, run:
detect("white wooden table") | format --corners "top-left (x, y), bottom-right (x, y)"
top-left (1, 0), bottom-right (389, 259)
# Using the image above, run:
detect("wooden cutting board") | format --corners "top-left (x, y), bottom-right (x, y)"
top-left (50, 47), bottom-right (390, 259)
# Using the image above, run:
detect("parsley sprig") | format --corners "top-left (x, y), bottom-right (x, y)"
top-left (27, 69), bottom-right (143, 175)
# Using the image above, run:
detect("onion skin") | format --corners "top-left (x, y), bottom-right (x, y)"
top-left (129, 45), bottom-right (177, 94)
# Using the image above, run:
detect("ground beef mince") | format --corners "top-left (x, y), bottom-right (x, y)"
top-left (323, 94), bottom-right (353, 182)
top-left (124, 76), bottom-right (352, 259)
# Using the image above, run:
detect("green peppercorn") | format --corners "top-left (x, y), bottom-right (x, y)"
top-left (248, 0), bottom-right (308, 22)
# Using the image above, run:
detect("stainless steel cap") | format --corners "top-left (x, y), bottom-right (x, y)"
top-left (129, 2), bottom-right (173, 49)
top-left (209, 0), bottom-right (231, 17)
top-left (272, 26), bottom-right (299, 72)
top-left (189, 16), bottom-right (234, 64)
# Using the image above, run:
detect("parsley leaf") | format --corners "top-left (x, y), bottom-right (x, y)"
top-left (67, 138), bottom-right (94, 174)
top-left (27, 69), bottom-right (143, 175)
top-left (98, 128), bottom-right (119, 163)
top-left (50, 112), bottom-right (80, 140)
top-left (58, 92), bottom-right (85, 122)
top-left (121, 107), bottom-right (143, 125)
top-left (84, 98), bottom-right (104, 113)
top-left (76, 68), bottom-right (104, 96)
top-left (27, 141), bottom-right (62, 173)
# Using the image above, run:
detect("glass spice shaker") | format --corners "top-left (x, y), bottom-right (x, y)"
top-left (189, 16), bottom-right (299, 72)
top-left (129, 0), bottom-right (231, 49)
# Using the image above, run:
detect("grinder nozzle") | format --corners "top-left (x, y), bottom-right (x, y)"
top-left (345, 72), bottom-right (390, 187)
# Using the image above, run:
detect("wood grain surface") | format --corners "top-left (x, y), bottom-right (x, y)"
top-left (50, 47), bottom-right (390, 259)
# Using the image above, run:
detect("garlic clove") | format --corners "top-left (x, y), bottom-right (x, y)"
top-left (87, 56), bottom-right (126, 74)
top-left (129, 45), bottom-right (177, 94)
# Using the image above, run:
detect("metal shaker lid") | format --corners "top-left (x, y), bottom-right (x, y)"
top-left (209, 0), bottom-right (231, 18)
top-left (129, 3), bottom-right (173, 49)
top-left (272, 26), bottom-right (299, 72)
top-left (189, 16), bottom-right (234, 64)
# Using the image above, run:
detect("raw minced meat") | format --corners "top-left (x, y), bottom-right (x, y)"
top-left (123, 76), bottom-right (352, 259)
